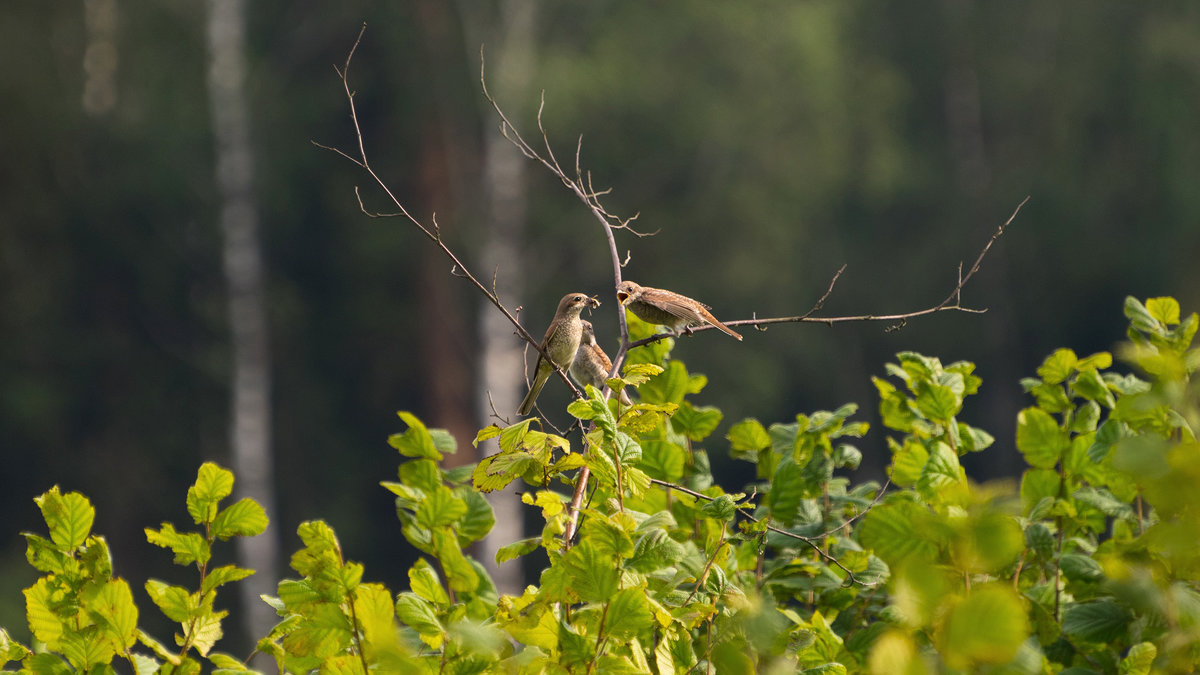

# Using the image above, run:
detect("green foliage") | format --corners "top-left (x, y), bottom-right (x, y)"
top-left (3, 296), bottom-right (1200, 673)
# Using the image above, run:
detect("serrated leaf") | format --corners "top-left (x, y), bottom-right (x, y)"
top-left (394, 592), bottom-right (442, 637)
top-left (145, 579), bottom-right (192, 623)
top-left (939, 585), bottom-right (1029, 669)
top-left (389, 411), bottom-right (441, 459)
top-left (353, 583), bottom-right (396, 649)
top-left (145, 523), bottom-right (210, 567)
top-left (671, 403), bottom-right (723, 442)
top-left (767, 459), bottom-right (803, 525)
top-left (915, 382), bottom-right (958, 422)
top-left (1120, 642), bottom-right (1157, 675)
top-left (36, 487), bottom-right (95, 552)
top-left (416, 486), bottom-right (468, 529)
top-left (1063, 600), bottom-right (1132, 643)
top-left (496, 537), bottom-right (541, 564)
top-left (1020, 468), bottom-right (1061, 517)
top-left (1016, 407), bottom-right (1066, 469)
top-left (605, 587), bottom-right (652, 641)
top-left (83, 577), bottom-right (139, 650)
top-left (1037, 348), bottom-right (1078, 385)
top-left (1145, 297), bottom-right (1180, 324)
top-left (639, 440), bottom-right (686, 482)
top-left (201, 565), bottom-right (255, 597)
top-left (206, 652), bottom-right (248, 671)
top-left (628, 529), bottom-right (685, 573)
top-left (563, 540), bottom-right (619, 603)
top-left (398, 459), bottom-right (442, 493)
top-left (187, 463), bottom-right (234, 525)
top-left (23, 577), bottom-right (64, 647)
top-left (432, 529), bottom-right (478, 593)
top-left (858, 500), bottom-right (939, 566)
top-left (454, 488), bottom-right (495, 545)
top-left (211, 498), bottom-right (269, 540)
top-left (408, 558), bottom-right (450, 606)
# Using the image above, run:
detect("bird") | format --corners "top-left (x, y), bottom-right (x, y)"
top-left (615, 280), bottom-right (743, 341)
top-left (571, 320), bottom-right (634, 406)
top-left (517, 292), bottom-right (599, 415)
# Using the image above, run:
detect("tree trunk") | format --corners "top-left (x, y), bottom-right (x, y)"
top-left (460, 0), bottom-right (538, 595)
top-left (205, 0), bottom-right (279, 647)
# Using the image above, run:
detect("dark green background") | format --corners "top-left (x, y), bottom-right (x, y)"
top-left (3, 0), bottom-right (1198, 654)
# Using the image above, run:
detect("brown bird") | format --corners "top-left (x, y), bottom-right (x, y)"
top-left (518, 292), bottom-right (599, 415)
top-left (571, 320), bottom-right (634, 406)
top-left (616, 280), bottom-right (743, 341)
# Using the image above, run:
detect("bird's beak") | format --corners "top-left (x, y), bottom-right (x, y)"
top-left (616, 291), bottom-right (630, 305)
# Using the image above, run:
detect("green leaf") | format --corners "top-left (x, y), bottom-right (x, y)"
top-left (605, 587), bottom-right (653, 641)
top-left (145, 579), bottom-right (192, 623)
top-left (395, 592), bottom-right (443, 637)
top-left (388, 411), bottom-right (442, 459)
top-left (496, 537), bottom-right (541, 564)
top-left (1063, 600), bottom-right (1132, 643)
top-left (726, 418), bottom-right (771, 455)
top-left (1120, 642), bottom-right (1157, 675)
top-left (858, 500), bottom-right (939, 566)
top-left (187, 611), bottom-right (224, 657)
top-left (353, 583), bottom-right (397, 649)
top-left (83, 578), bottom-right (139, 650)
top-left (1124, 296), bottom-right (1159, 333)
top-left (1016, 407), bottom-right (1066, 469)
top-left (36, 486), bottom-right (95, 551)
top-left (24, 533), bottom-right (72, 574)
top-left (430, 428), bottom-right (457, 456)
top-left (432, 529), bottom-right (478, 593)
top-left (398, 459), bottom-right (442, 493)
top-left (562, 540), bottom-right (619, 604)
top-left (639, 440), bottom-right (687, 482)
top-left (23, 577), bottom-right (64, 647)
top-left (416, 486), bottom-right (468, 529)
top-left (640, 360), bottom-right (690, 405)
top-left (915, 382), bottom-right (958, 422)
top-left (1145, 296), bottom-right (1180, 324)
top-left (1019, 469), bottom-right (1062, 517)
top-left (211, 498), bottom-right (269, 540)
top-left (1070, 368), bottom-right (1115, 408)
top-left (145, 523), bottom-right (211, 567)
top-left (917, 442), bottom-right (964, 502)
top-left (671, 402), bottom-right (723, 442)
top-left (408, 558), bottom-right (450, 607)
top-left (628, 529), bottom-right (686, 573)
top-left (581, 517), bottom-right (636, 559)
top-left (939, 584), bottom-right (1029, 669)
top-left (0, 628), bottom-right (31, 664)
top-left (1037, 348), bottom-right (1078, 385)
top-left (206, 652), bottom-right (248, 671)
top-left (454, 488), bottom-right (495, 544)
top-left (187, 463), bottom-right (234, 525)
top-left (767, 459), bottom-right (803, 525)
top-left (200, 565), bottom-right (255, 597)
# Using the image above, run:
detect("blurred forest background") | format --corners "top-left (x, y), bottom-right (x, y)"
top-left (3, 0), bottom-right (1199, 656)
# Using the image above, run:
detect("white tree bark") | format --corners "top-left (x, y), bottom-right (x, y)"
top-left (460, 0), bottom-right (538, 594)
top-left (205, 0), bottom-right (279, 645)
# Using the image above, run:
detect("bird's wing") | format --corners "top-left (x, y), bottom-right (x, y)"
top-left (647, 290), bottom-right (709, 321)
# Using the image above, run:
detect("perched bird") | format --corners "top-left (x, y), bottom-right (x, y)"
top-left (571, 320), bottom-right (634, 406)
top-left (518, 292), bottom-right (599, 415)
top-left (616, 280), bottom-right (743, 341)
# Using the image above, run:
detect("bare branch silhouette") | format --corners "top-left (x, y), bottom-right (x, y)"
top-left (313, 25), bottom-right (582, 406)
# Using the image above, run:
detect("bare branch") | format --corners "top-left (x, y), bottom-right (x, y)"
top-left (316, 28), bottom-right (582, 408)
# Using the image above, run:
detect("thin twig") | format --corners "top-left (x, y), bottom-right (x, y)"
top-left (314, 26), bottom-right (582, 406)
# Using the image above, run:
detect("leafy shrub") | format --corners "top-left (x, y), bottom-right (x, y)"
top-left (3, 296), bottom-right (1198, 674)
